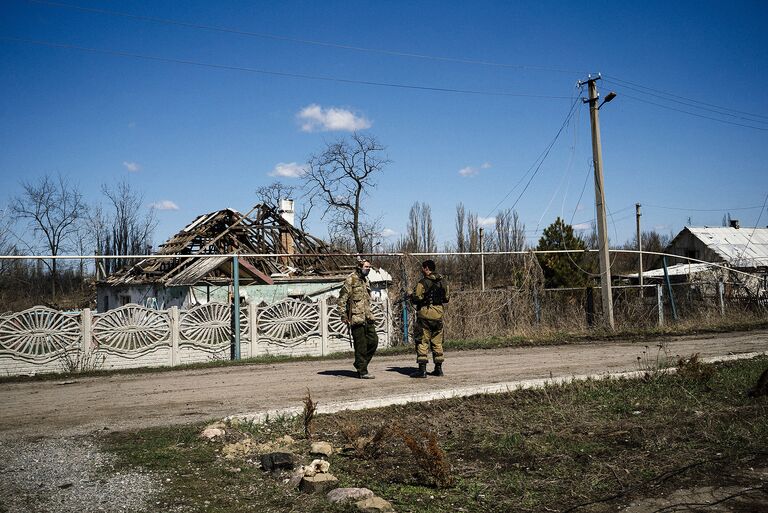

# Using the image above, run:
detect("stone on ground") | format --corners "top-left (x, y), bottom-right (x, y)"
top-left (222, 438), bottom-right (255, 459)
top-left (299, 473), bottom-right (338, 493)
top-left (327, 487), bottom-right (374, 504)
top-left (355, 496), bottom-right (395, 512)
top-left (310, 441), bottom-right (333, 457)
top-left (260, 452), bottom-right (296, 472)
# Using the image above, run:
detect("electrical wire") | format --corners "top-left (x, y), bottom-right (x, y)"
top-left (25, 0), bottom-right (587, 75)
top-left (617, 91), bottom-right (768, 132)
top-left (536, 90), bottom-right (581, 232)
top-left (602, 78), bottom-right (768, 125)
top-left (0, 37), bottom-right (576, 100)
top-left (643, 203), bottom-right (764, 212)
top-left (735, 191), bottom-right (768, 264)
top-left (485, 96), bottom-right (580, 218)
top-left (604, 74), bottom-right (768, 121)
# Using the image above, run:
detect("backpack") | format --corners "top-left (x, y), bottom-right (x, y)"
top-left (422, 278), bottom-right (447, 306)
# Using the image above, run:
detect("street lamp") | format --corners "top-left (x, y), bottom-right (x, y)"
top-left (598, 91), bottom-right (617, 109)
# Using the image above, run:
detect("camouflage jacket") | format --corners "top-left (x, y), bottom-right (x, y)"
top-left (412, 273), bottom-right (448, 321)
top-left (338, 268), bottom-right (375, 326)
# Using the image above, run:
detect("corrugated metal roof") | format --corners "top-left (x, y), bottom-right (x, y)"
top-left (687, 227), bottom-right (768, 267)
top-left (627, 262), bottom-right (717, 279)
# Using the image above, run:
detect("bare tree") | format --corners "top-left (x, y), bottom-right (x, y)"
top-left (455, 203), bottom-right (466, 252)
top-left (303, 132), bottom-right (389, 253)
top-left (467, 212), bottom-right (479, 252)
top-left (100, 180), bottom-right (157, 273)
top-left (256, 181), bottom-right (313, 232)
top-left (405, 202), bottom-right (436, 253)
top-left (255, 181), bottom-right (298, 208)
top-left (11, 174), bottom-right (85, 300)
top-left (495, 208), bottom-right (526, 252)
top-left (0, 207), bottom-right (17, 280)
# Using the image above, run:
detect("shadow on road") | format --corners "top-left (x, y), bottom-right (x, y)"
top-left (317, 369), bottom-right (359, 378)
top-left (386, 366), bottom-right (419, 376)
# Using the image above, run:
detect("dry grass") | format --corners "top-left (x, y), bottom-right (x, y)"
top-left (395, 426), bottom-right (454, 488)
top-left (105, 356), bottom-right (768, 513)
top-left (337, 420), bottom-right (390, 459)
top-left (301, 388), bottom-right (316, 440)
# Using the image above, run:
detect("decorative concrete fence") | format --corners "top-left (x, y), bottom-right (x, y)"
top-left (0, 298), bottom-right (391, 377)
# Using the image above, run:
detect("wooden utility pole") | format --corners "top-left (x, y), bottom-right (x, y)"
top-left (580, 75), bottom-right (615, 330)
top-left (636, 203), bottom-right (643, 290)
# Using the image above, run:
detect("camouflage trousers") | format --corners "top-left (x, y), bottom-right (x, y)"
top-left (414, 317), bottom-right (444, 364)
top-left (351, 320), bottom-right (378, 376)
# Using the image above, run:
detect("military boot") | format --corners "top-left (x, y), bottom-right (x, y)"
top-left (410, 362), bottom-right (427, 378)
top-left (431, 362), bottom-right (444, 377)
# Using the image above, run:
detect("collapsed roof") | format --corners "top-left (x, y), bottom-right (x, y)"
top-left (101, 204), bottom-right (356, 286)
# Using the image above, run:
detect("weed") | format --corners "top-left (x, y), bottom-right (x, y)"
top-left (636, 343), bottom-right (672, 380)
top-left (396, 426), bottom-right (454, 488)
top-left (56, 347), bottom-right (106, 374)
top-left (338, 420), bottom-right (390, 459)
top-left (676, 353), bottom-right (716, 383)
top-left (302, 388), bottom-right (316, 439)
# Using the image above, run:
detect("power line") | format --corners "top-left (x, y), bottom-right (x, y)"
top-left (602, 78), bottom-right (768, 125)
top-left (735, 191), bottom-right (768, 263)
top-left (26, 0), bottom-right (586, 75)
top-left (604, 74), bottom-right (768, 121)
top-left (485, 97), bottom-right (580, 217)
top-left (617, 92), bottom-right (768, 132)
top-left (644, 203), bottom-right (765, 212)
top-left (1, 37), bottom-right (575, 99)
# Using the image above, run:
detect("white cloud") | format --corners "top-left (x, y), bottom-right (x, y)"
top-left (297, 104), bottom-right (371, 132)
top-left (123, 161), bottom-right (141, 172)
top-left (269, 162), bottom-right (307, 178)
top-left (459, 162), bottom-right (491, 177)
top-left (380, 228), bottom-right (397, 238)
top-left (654, 224), bottom-right (670, 232)
top-left (573, 223), bottom-right (591, 231)
top-left (478, 216), bottom-right (496, 227)
top-left (150, 200), bottom-right (179, 211)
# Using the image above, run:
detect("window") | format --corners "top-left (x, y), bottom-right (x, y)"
top-left (119, 295), bottom-right (131, 306)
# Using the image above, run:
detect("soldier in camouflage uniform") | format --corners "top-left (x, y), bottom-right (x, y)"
top-left (338, 259), bottom-right (379, 379)
top-left (409, 259), bottom-right (449, 378)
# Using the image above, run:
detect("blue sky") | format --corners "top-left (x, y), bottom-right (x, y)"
top-left (2, 0), bottom-right (767, 252)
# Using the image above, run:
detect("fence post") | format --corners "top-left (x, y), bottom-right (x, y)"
top-left (585, 287), bottom-right (595, 328)
top-left (81, 308), bottom-right (92, 355)
top-left (319, 296), bottom-right (329, 356)
top-left (248, 301), bottom-right (257, 358)
top-left (170, 306), bottom-right (180, 366)
top-left (662, 256), bottom-right (678, 321)
top-left (656, 285), bottom-right (664, 327)
top-left (718, 281), bottom-right (725, 316)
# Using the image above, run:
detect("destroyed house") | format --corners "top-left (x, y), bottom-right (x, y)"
top-left (96, 203), bottom-right (360, 311)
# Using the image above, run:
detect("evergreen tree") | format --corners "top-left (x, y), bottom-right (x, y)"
top-left (536, 217), bottom-right (595, 288)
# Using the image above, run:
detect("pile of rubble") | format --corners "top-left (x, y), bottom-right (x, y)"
top-left (201, 422), bottom-right (395, 512)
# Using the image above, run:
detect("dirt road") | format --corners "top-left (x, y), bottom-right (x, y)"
top-left (2, 330), bottom-right (767, 440)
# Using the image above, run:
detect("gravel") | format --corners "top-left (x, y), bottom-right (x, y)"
top-left (0, 435), bottom-right (159, 513)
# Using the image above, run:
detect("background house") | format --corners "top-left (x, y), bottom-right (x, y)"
top-left (96, 202), bottom-right (379, 311)
top-left (662, 222), bottom-right (768, 271)
top-left (640, 223), bottom-right (768, 299)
